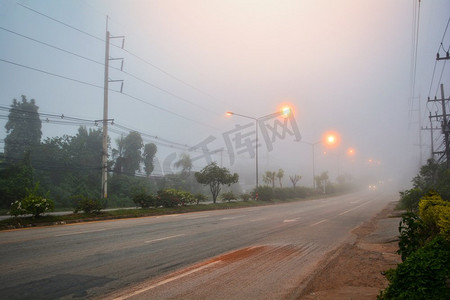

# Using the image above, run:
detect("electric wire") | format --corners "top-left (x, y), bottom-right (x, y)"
top-left (0, 57), bottom-right (222, 131)
top-left (15, 1), bottom-right (222, 111)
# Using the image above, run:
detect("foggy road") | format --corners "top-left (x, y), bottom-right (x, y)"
top-left (0, 191), bottom-right (395, 299)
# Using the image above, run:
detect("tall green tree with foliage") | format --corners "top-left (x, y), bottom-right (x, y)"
top-left (276, 168), bottom-right (284, 188)
top-left (4, 95), bottom-right (42, 162)
top-left (143, 143), bottom-right (157, 177)
top-left (112, 135), bottom-right (126, 174)
top-left (195, 162), bottom-right (239, 203)
top-left (0, 153), bottom-right (34, 208)
top-left (263, 171), bottom-right (276, 188)
top-left (174, 153), bottom-right (193, 176)
top-left (122, 131), bottom-right (143, 175)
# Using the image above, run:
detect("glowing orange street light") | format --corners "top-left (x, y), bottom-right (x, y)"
top-left (226, 107), bottom-right (292, 189)
top-left (323, 131), bottom-right (340, 148)
top-left (347, 148), bottom-right (355, 156)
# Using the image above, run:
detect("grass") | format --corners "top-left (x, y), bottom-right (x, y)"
top-left (0, 193), bottom-right (340, 231)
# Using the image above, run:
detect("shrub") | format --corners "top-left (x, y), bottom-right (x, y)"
top-left (253, 186), bottom-right (274, 201)
top-left (156, 189), bottom-right (196, 207)
top-left (9, 184), bottom-right (54, 218)
top-left (273, 188), bottom-right (289, 200)
top-left (132, 192), bottom-right (155, 208)
top-left (418, 191), bottom-right (450, 240)
top-left (194, 193), bottom-right (208, 204)
top-left (177, 190), bottom-right (196, 206)
top-left (397, 212), bottom-right (427, 261)
top-left (379, 236), bottom-right (450, 299)
top-left (221, 192), bottom-right (235, 202)
top-left (398, 188), bottom-right (423, 211)
top-left (73, 196), bottom-right (104, 214)
top-left (239, 193), bottom-right (251, 202)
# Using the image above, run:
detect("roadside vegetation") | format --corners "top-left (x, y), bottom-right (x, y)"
top-left (378, 159), bottom-right (450, 299)
top-left (0, 96), bottom-right (355, 230)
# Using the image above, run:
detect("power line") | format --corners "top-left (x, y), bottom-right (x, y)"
top-left (16, 1), bottom-right (222, 109)
top-left (0, 26), bottom-right (104, 67)
top-left (0, 58), bottom-right (104, 89)
top-left (0, 57), bottom-right (221, 131)
top-left (16, 2), bottom-right (103, 43)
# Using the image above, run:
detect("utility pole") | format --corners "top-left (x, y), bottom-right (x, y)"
top-left (427, 84), bottom-right (450, 168)
top-left (102, 18), bottom-right (125, 199)
top-left (440, 84), bottom-right (450, 168)
top-left (101, 20), bottom-right (110, 199)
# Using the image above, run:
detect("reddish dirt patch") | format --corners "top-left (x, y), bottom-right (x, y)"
top-left (299, 202), bottom-right (402, 300)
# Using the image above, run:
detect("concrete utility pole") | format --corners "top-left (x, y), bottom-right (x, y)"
top-left (427, 84), bottom-right (450, 168)
top-left (101, 21), bottom-right (110, 199)
top-left (102, 18), bottom-right (125, 199)
top-left (440, 84), bottom-right (450, 168)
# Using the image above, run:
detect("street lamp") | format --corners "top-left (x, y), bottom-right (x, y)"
top-left (301, 140), bottom-right (321, 189)
top-left (226, 108), bottom-right (290, 190)
top-left (302, 133), bottom-right (338, 190)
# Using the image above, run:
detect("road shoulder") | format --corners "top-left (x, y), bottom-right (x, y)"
top-left (298, 201), bottom-right (402, 300)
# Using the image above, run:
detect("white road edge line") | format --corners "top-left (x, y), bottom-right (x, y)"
top-left (310, 219), bottom-right (328, 226)
top-left (144, 234), bottom-right (185, 244)
top-left (55, 228), bottom-right (106, 237)
top-left (113, 260), bottom-right (222, 300)
top-left (283, 218), bottom-right (299, 223)
top-left (338, 201), bottom-right (371, 216)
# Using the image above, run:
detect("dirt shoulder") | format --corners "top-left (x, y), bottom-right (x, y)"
top-left (298, 201), bottom-right (402, 300)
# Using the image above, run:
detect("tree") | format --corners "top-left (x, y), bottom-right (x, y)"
top-left (263, 171), bottom-right (276, 188)
top-left (174, 153), bottom-right (193, 176)
top-left (289, 174), bottom-right (302, 189)
top-left (315, 171), bottom-right (329, 193)
top-left (122, 131), bottom-right (143, 175)
top-left (4, 96), bottom-right (42, 162)
top-left (112, 135), bottom-right (126, 174)
top-left (276, 168), bottom-right (284, 188)
top-left (143, 143), bottom-right (157, 177)
top-left (195, 162), bottom-right (239, 203)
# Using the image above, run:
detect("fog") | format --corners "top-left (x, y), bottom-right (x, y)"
top-left (1, 0), bottom-right (449, 191)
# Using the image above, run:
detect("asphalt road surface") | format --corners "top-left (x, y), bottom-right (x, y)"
top-left (0, 191), bottom-right (395, 299)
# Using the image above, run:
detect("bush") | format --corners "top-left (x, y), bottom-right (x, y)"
top-left (273, 188), bottom-right (289, 200)
top-left (221, 192), bottom-right (235, 202)
top-left (194, 193), bottom-right (208, 204)
top-left (398, 188), bottom-right (423, 211)
top-left (9, 184), bottom-right (54, 218)
top-left (156, 189), bottom-right (196, 207)
top-left (132, 192), bottom-right (155, 208)
top-left (397, 212), bottom-right (427, 261)
top-left (418, 191), bottom-right (450, 240)
top-left (379, 236), bottom-right (450, 299)
top-left (253, 186), bottom-right (274, 201)
top-left (239, 193), bottom-right (251, 202)
top-left (73, 196), bottom-right (104, 214)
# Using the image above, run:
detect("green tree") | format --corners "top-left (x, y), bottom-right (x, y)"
top-left (122, 131), bottom-right (143, 175)
top-left (174, 153), bottom-right (193, 176)
top-left (4, 95), bottom-right (42, 162)
top-left (276, 168), bottom-right (284, 188)
top-left (0, 153), bottom-right (34, 208)
top-left (112, 135), bottom-right (126, 174)
top-left (195, 162), bottom-right (239, 203)
top-left (315, 171), bottom-right (329, 193)
top-left (263, 171), bottom-right (276, 188)
top-left (143, 143), bottom-right (157, 177)
top-left (289, 174), bottom-right (301, 189)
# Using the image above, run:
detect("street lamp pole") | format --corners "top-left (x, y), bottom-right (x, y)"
top-left (226, 110), bottom-right (288, 190)
top-left (302, 140), bottom-right (322, 189)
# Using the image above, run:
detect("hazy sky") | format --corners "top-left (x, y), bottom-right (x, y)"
top-left (1, 0), bottom-right (449, 189)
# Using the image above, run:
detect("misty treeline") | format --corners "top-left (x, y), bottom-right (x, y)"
top-left (0, 96), bottom-right (211, 209)
top-left (0, 96), bottom-right (354, 211)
